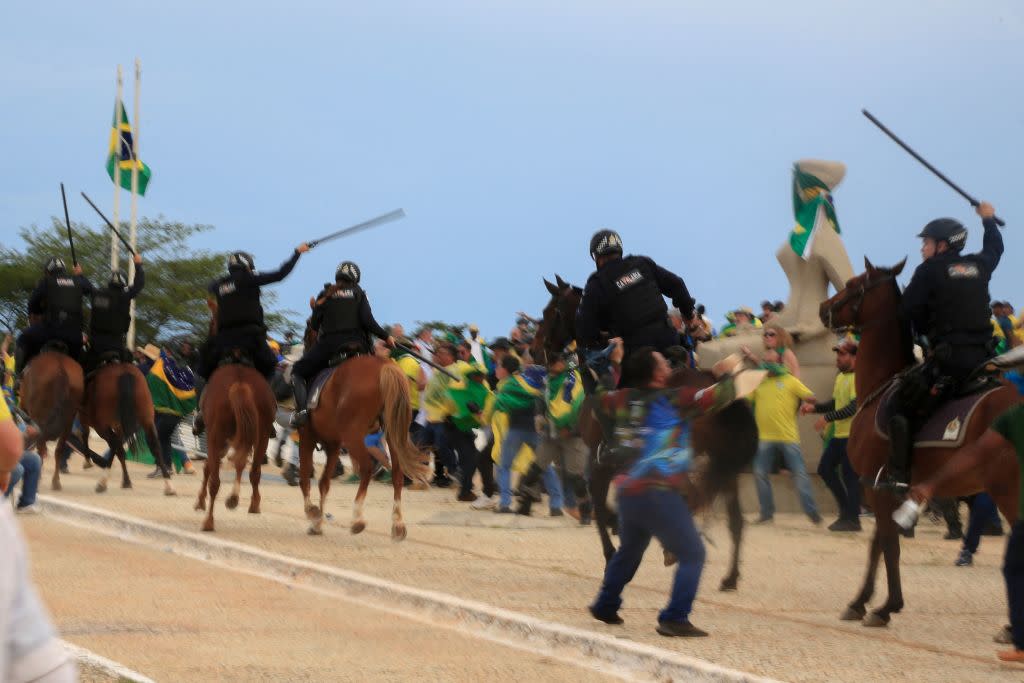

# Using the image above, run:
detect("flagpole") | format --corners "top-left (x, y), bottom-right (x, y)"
top-left (110, 65), bottom-right (123, 273)
top-left (127, 58), bottom-right (141, 350)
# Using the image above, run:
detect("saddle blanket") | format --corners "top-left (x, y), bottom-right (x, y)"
top-left (875, 383), bottom-right (1002, 449)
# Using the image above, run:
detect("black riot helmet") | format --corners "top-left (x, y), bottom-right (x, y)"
top-left (335, 261), bottom-right (361, 283)
top-left (589, 229), bottom-right (623, 261)
top-left (109, 271), bottom-right (128, 289)
top-left (917, 218), bottom-right (967, 253)
top-left (44, 257), bottom-right (66, 275)
top-left (227, 251), bottom-right (255, 273)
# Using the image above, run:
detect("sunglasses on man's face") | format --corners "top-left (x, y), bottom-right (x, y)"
top-left (763, 332), bottom-right (777, 338)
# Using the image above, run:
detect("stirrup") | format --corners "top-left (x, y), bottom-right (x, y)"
top-left (873, 466), bottom-right (908, 493)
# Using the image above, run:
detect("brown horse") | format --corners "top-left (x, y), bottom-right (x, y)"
top-left (20, 350), bottom-right (84, 491)
top-left (296, 352), bottom-right (430, 538)
top-left (533, 276), bottom-right (759, 591)
top-left (81, 361), bottom-right (173, 495)
top-left (194, 363), bottom-right (277, 531)
top-left (820, 258), bottom-right (1020, 627)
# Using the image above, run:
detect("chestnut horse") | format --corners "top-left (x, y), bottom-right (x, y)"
top-left (81, 361), bottom-right (173, 496)
top-left (296, 351), bottom-right (430, 539)
top-left (20, 349), bottom-right (84, 491)
top-left (532, 276), bottom-right (759, 591)
top-left (194, 363), bottom-right (276, 531)
top-left (820, 258), bottom-right (1020, 627)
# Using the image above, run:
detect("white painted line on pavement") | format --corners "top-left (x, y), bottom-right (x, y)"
top-left (61, 639), bottom-right (156, 683)
top-left (38, 495), bottom-right (781, 683)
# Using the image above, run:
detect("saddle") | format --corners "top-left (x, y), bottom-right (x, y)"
top-left (307, 350), bottom-right (365, 412)
top-left (40, 340), bottom-right (70, 355)
top-left (875, 378), bottom-right (1003, 449)
top-left (85, 349), bottom-right (131, 382)
top-left (217, 347), bottom-right (255, 369)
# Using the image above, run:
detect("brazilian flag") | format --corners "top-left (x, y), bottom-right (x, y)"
top-left (106, 100), bottom-right (151, 196)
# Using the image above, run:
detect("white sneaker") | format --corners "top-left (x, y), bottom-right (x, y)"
top-left (16, 504), bottom-right (40, 515)
top-left (471, 495), bottom-right (497, 511)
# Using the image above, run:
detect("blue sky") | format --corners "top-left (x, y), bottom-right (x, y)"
top-left (2, 2), bottom-right (1022, 338)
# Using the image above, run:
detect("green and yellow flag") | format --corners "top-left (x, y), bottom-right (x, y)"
top-left (789, 165), bottom-right (839, 260)
top-left (106, 101), bottom-right (151, 195)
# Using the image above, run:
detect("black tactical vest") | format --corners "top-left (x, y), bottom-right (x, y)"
top-left (43, 275), bottom-right (83, 326)
top-left (90, 287), bottom-right (131, 336)
top-left (928, 255), bottom-right (992, 345)
top-left (597, 256), bottom-right (667, 334)
top-left (214, 275), bottom-right (264, 330)
top-left (319, 285), bottom-right (363, 336)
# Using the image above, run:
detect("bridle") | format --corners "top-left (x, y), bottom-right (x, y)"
top-left (536, 295), bottom-right (575, 365)
top-left (824, 272), bottom-right (900, 332)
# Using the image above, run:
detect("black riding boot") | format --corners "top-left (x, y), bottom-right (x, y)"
top-left (880, 414), bottom-right (912, 493)
top-left (290, 375), bottom-right (309, 428)
top-left (515, 463), bottom-right (545, 516)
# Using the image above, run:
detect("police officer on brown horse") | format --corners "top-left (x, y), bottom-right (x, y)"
top-left (882, 201), bottom-right (1003, 491)
top-left (290, 261), bottom-right (394, 428)
top-left (83, 252), bottom-right (144, 376)
top-left (194, 243), bottom-right (308, 434)
top-left (576, 229), bottom-right (699, 361)
top-left (16, 257), bottom-right (93, 374)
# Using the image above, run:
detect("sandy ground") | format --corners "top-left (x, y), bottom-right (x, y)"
top-left (17, 455), bottom-right (1024, 682)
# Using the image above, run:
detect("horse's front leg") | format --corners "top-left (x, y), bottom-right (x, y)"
top-left (719, 484), bottom-right (744, 591)
top-left (590, 459), bottom-right (617, 564)
top-left (842, 522), bottom-right (883, 622)
top-left (864, 496), bottom-right (904, 627)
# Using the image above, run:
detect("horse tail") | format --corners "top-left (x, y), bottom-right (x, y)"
top-left (117, 370), bottom-right (141, 454)
top-left (379, 362), bottom-right (431, 484)
top-left (39, 360), bottom-right (72, 440)
top-left (228, 381), bottom-right (258, 467)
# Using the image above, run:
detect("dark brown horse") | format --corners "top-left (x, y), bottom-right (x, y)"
top-left (820, 258), bottom-right (1020, 627)
top-left (194, 363), bottom-right (277, 531)
top-left (533, 276), bottom-right (759, 591)
top-left (295, 332), bottom-right (430, 538)
top-left (20, 350), bottom-right (84, 491)
top-left (81, 361), bottom-right (173, 495)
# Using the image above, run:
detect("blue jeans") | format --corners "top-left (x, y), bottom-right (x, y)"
top-left (817, 438), bottom-right (861, 521)
top-left (1004, 521), bottom-right (1024, 649)
top-left (426, 422), bottom-right (458, 478)
top-left (498, 428), bottom-right (539, 508)
top-left (753, 441), bottom-right (819, 520)
top-left (4, 451), bottom-right (42, 508)
top-left (963, 493), bottom-right (1000, 555)
top-left (592, 488), bottom-right (705, 623)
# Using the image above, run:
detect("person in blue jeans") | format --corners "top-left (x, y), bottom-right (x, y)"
top-left (589, 344), bottom-right (765, 637)
top-left (955, 493), bottom-right (1001, 567)
top-left (3, 423), bottom-right (41, 513)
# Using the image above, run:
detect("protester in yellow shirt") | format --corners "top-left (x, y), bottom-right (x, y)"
top-left (750, 351), bottom-right (821, 525)
top-left (801, 337), bottom-right (861, 532)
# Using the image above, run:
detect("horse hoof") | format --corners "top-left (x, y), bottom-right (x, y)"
top-left (351, 520), bottom-right (366, 535)
top-left (248, 505), bottom-right (260, 514)
top-left (305, 506), bottom-right (321, 520)
top-left (164, 488), bottom-right (177, 497)
top-left (225, 495), bottom-right (239, 510)
top-left (201, 521), bottom-right (215, 532)
top-left (95, 481), bottom-right (107, 493)
top-left (51, 481), bottom-right (62, 492)
top-left (840, 606), bottom-right (866, 621)
top-left (863, 613), bottom-right (890, 628)
top-left (122, 481), bottom-right (132, 489)
top-left (719, 577), bottom-right (738, 592)
top-left (308, 525), bottom-right (323, 536)
top-left (392, 523), bottom-right (407, 541)
top-left (194, 501), bottom-right (206, 512)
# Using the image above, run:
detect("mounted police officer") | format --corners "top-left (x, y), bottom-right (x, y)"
top-left (883, 201), bottom-right (1003, 491)
top-left (15, 257), bottom-right (93, 374)
top-left (193, 243), bottom-right (308, 435)
top-left (290, 261), bottom-right (394, 427)
top-left (83, 252), bottom-right (144, 376)
top-left (576, 229), bottom-right (698, 360)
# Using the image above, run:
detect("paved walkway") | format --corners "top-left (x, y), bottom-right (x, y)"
top-left (18, 457), bottom-right (1023, 682)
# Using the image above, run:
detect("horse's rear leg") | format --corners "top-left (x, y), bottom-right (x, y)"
top-left (720, 483), bottom-right (744, 592)
top-left (202, 448), bottom-right (224, 532)
top-left (118, 441), bottom-right (132, 489)
top-left (225, 451), bottom-right (245, 510)
top-left (95, 429), bottom-right (112, 493)
top-left (388, 437), bottom-right (406, 541)
top-left (51, 437), bottom-right (69, 491)
top-left (195, 455), bottom-right (211, 512)
top-left (345, 439), bottom-right (373, 535)
top-left (248, 435), bottom-right (269, 514)
top-left (590, 460), bottom-right (617, 564)
top-left (299, 436), bottom-right (321, 530)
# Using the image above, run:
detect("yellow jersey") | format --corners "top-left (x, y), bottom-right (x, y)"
top-left (831, 372), bottom-right (856, 439)
top-left (397, 356), bottom-right (422, 411)
top-left (751, 373), bottom-right (814, 444)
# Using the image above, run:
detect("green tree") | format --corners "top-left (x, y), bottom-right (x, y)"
top-left (0, 218), bottom-right (297, 345)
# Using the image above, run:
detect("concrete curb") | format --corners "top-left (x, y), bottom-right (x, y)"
top-left (61, 640), bottom-right (156, 683)
top-left (39, 495), bottom-right (780, 683)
